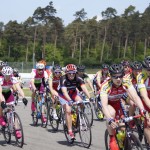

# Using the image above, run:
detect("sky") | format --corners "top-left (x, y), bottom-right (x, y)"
top-left (0, 0), bottom-right (150, 26)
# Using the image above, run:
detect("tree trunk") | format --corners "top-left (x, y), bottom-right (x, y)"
top-left (33, 26), bottom-right (37, 66)
top-left (87, 34), bottom-right (91, 58)
top-left (144, 38), bottom-right (147, 58)
top-left (123, 34), bottom-right (128, 58)
top-left (25, 40), bottom-right (29, 62)
top-left (133, 40), bottom-right (136, 61)
top-left (107, 41), bottom-right (113, 59)
top-left (79, 37), bottom-right (82, 64)
top-left (42, 29), bottom-right (47, 59)
top-left (100, 26), bottom-right (107, 63)
top-left (117, 37), bottom-right (121, 59)
top-left (72, 24), bottom-right (78, 58)
top-left (54, 29), bottom-right (58, 58)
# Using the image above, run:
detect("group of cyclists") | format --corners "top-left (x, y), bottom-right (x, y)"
top-left (0, 56), bottom-right (150, 149)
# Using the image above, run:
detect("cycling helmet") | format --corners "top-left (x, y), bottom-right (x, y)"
top-left (0, 61), bottom-right (5, 67)
top-left (130, 61), bottom-right (143, 70)
top-left (121, 60), bottom-right (130, 66)
top-left (109, 64), bottom-right (124, 75)
top-left (66, 64), bottom-right (77, 72)
top-left (36, 63), bottom-right (45, 69)
top-left (13, 68), bottom-right (19, 73)
top-left (143, 56), bottom-right (150, 69)
top-left (77, 65), bottom-right (86, 72)
top-left (1, 66), bottom-right (13, 76)
top-left (53, 65), bottom-right (62, 72)
top-left (102, 64), bottom-right (109, 69)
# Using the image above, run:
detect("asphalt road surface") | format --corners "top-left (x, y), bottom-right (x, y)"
top-left (0, 99), bottom-right (106, 150)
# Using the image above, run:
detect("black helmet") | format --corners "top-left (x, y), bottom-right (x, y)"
top-left (109, 64), bottom-right (124, 75)
top-left (142, 56), bottom-right (150, 69)
top-left (13, 68), bottom-right (19, 73)
top-left (0, 61), bottom-right (5, 67)
top-left (53, 65), bottom-right (62, 72)
top-left (121, 60), bottom-right (130, 66)
top-left (130, 61), bottom-right (143, 70)
top-left (102, 64), bottom-right (109, 69)
top-left (77, 65), bottom-right (86, 72)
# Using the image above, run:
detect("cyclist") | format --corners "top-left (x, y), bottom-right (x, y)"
top-left (77, 65), bottom-right (94, 94)
top-left (49, 65), bottom-right (63, 120)
top-left (58, 64), bottom-right (92, 139)
top-left (0, 66), bottom-right (28, 138)
top-left (0, 61), bottom-right (6, 76)
top-left (30, 62), bottom-right (48, 123)
top-left (121, 60), bottom-right (132, 79)
top-left (100, 63), bottom-right (146, 150)
top-left (93, 63), bottom-right (110, 94)
top-left (136, 56), bottom-right (150, 143)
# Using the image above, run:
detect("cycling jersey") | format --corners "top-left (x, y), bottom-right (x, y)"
top-left (30, 69), bottom-right (48, 92)
top-left (49, 73), bottom-right (62, 91)
top-left (76, 72), bottom-right (89, 91)
top-left (124, 68), bottom-right (132, 80)
top-left (0, 76), bottom-right (18, 103)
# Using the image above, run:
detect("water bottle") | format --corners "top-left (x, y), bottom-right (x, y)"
top-left (116, 130), bottom-right (125, 148)
top-left (71, 113), bottom-right (77, 126)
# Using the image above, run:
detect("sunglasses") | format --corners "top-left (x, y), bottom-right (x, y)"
top-left (38, 69), bottom-right (43, 71)
top-left (68, 73), bottom-right (76, 75)
top-left (54, 72), bottom-right (61, 74)
top-left (112, 74), bottom-right (124, 79)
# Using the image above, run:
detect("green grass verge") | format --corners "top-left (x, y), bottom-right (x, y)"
top-left (23, 88), bottom-right (32, 97)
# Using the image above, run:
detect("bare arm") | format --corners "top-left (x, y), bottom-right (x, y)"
top-left (61, 87), bottom-right (72, 101)
top-left (126, 86), bottom-right (144, 110)
top-left (81, 84), bottom-right (90, 99)
top-left (0, 85), bottom-right (4, 102)
top-left (30, 79), bottom-right (36, 91)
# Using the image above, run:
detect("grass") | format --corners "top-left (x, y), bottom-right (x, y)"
top-left (23, 88), bottom-right (32, 97)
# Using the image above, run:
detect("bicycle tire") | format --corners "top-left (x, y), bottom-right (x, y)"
top-left (79, 113), bottom-right (92, 148)
top-left (3, 115), bottom-right (11, 144)
top-left (124, 133), bottom-right (144, 150)
top-left (14, 112), bottom-right (24, 148)
top-left (83, 102), bottom-right (94, 126)
top-left (94, 98), bottom-right (104, 121)
top-left (48, 107), bottom-right (59, 131)
top-left (62, 110), bottom-right (75, 144)
top-left (104, 129), bottom-right (110, 150)
top-left (41, 102), bottom-right (48, 128)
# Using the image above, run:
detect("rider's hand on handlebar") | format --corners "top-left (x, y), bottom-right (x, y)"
top-left (140, 109), bottom-right (147, 117)
top-left (68, 100), bottom-right (74, 106)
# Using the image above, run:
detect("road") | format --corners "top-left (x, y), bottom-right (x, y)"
top-left (0, 99), bottom-right (106, 150)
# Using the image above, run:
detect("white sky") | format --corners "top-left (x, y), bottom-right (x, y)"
top-left (0, 0), bottom-right (150, 26)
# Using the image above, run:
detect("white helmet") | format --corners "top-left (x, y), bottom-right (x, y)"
top-left (0, 61), bottom-right (5, 67)
top-left (2, 66), bottom-right (13, 75)
top-left (36, 63), bottom-right (45, 69)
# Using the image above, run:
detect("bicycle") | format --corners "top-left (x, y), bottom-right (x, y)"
top-left (32, 90), bottom-right (48, 128)
top-left (79, 92), bottom-right (94, 126)
top-left (0, 102), bottom-right (24, 147)
top-left (62, 101), bottom-right (92, 148)
top-left (13, 91), bottom-right (19, 106)
top-left (93, 95), bottom-right (104, 121)
top-left (105, 100), bottom-right (144, 150)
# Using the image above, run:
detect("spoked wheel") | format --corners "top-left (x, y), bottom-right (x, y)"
top-left (14, 95), bottom-right (19, 106)
top-left (32, 111), bottom-right (38, 126)
top-left (48, 107), bottom-right (59, 131)
top-left (94, 98), bottom-right (104, 120)
top-left (124, 133), bottom-right (144, 150)
top-left (83, 102), bottom-right (94, 127)
top-left (104, 129), bottom-right (110, 150)
top-left (79, 113), bottom-right (92, 148)
top-left (14, 112), bottom-right (24, 148)
top-left (3, 125), bottom-right (11, 144)
top-left (62, 112), bottom-right (75, 144)
top-left (41, 103), bottom-right (48, 128)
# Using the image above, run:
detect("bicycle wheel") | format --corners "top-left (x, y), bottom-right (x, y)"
top-left (41, 102), bottom-right (48, 128)
top-left (32, 111), bottom-right (38, 126)
top-left (3, 116), bottom-right (11, 143)
top-left (79, 113), bottom-right (92, 148)
top-left (62, 111), bottom-right (75, 144)
top-left (15, 95), bottom-right (19, 106)
top-left (124, 133), bottom-right (144, 150)
top-left (104, 129), bottom-right (110, 150)
top-left (14, 112), bottom-right (24, 148)
top-left (83, 102), bottom-right (94, 126)
top-left (94, 98), bottom-right (104, 120)
top-left (48, 107), bottom-right (59, 131)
